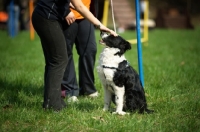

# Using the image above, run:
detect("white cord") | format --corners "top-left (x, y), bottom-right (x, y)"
top-left (110, 0), bottom-right (117, 33)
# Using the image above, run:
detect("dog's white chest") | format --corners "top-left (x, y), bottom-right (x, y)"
top-left (99, 48), bottom-right (126, 67)
top-left (97, 48), bottom-right (126, 82)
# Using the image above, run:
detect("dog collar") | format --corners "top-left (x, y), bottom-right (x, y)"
top-left (102, 60), bottom-right (130, 70)
top-left (102, 65), bottom-right (118, 70)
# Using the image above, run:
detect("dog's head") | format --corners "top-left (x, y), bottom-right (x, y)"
top-left (99, 31), bottom-right (131, 56)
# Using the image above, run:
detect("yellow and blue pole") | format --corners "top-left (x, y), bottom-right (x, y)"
top-left (128, 0), bottom-right (149, 44)
top-left (135, 0), bottom-right (144, 87)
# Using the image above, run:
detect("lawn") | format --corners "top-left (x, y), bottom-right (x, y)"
top-left (0, 27), bottom-right (200, 132)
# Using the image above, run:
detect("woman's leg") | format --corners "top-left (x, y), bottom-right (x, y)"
top-left (62, 22), bottom-right (79, 97)
top-left (75, 19), bottom-right (97, 95)
top-left (32, 11), bottom-right (67, 110)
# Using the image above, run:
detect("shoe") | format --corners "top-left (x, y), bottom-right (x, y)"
top-left (61, 90), bottom-right (66, 98)
top-left (61, 85), bottom-right (67, 98)
top-left (88, 92), bottom-right (99, 98)
top-left (68, 96), bottom-right (79, 103)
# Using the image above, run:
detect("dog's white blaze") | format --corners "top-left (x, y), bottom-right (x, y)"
top-left (101, 33), bottom-right (110, 39)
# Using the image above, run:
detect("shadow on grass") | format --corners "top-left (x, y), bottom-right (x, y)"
top-left (0, 77), bottom-right (43, 109)
top-left (0, 78), bottom-right (101, 112)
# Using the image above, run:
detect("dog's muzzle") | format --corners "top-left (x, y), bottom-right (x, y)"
top-left (99, 31), bottom-right (110, 45)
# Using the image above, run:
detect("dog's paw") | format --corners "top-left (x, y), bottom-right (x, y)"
top-left (112, 111), bottom-right (129, 115)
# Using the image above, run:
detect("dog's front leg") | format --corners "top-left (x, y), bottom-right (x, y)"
top-left (103, 87), bottom-right (112, 111)
top-left (112, 86), bottom-right (128, 115)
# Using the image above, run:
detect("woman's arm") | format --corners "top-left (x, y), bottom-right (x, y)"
top-left (70, 0), bottom-right (117, 36)
top-left (69, 2), bottom-right (75, 9)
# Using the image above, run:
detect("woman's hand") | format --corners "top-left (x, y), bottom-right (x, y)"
top-left (65, 12), bottom-right (76, 25)
top-left (98, 24), bottom-right (118, 36)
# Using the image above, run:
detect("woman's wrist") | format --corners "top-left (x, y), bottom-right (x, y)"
top-left (95, 24), bottom-right (101, 29)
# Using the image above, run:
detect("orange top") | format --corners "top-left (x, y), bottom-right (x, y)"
top-left (70, 0), bottom-right (91, 19)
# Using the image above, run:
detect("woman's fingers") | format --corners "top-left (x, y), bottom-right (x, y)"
top-left (67, 18), bottom-right (76, 25)
top-left (100, 25), bottom-right (118, 36)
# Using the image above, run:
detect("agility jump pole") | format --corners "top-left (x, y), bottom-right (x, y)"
top-left (135, 0), bottom-right (144, 87)
top-left (128, 0), bottom-right (149, 45)
top-left (9, 0), bottom-right (15, 37)
top-left (102, 0), bottom-right (109, 26)
top-left (29, 0), bottom-right (34, 40)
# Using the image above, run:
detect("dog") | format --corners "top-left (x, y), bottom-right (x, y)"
top-left (97, 32), bottom-right (154, 115)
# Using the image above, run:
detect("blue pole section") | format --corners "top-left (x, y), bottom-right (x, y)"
top-left (135, 0), bottom-right (144, 87)
top-left (9, 0), bottom-right (15, 37)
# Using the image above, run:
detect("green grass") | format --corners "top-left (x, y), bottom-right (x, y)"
top-left (0, 27), bottom-right (200, 132)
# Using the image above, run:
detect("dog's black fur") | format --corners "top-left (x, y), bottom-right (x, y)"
top-left (101, 32), bottom-right (154, 114)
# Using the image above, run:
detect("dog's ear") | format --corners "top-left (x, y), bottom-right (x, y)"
top-left (119, 39), bottom-right (131, 52)
top-left (124, 40), bottom-right (132, 50)
top-left (115, 39), bottom-right (131, 56)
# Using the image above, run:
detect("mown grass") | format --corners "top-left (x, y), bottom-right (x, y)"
top-left (0, 27), bottom-right (200, 132)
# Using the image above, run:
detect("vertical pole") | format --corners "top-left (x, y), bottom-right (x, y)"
top-left (102, 0), bottom-right (109, 26)
top-left (143, 0), bottom-right (149, 42)
top-left (9, 0), bottom-right (15, 37)
top-left (135, 0), bottom-right (144, 87)
top-left (29, 0), bottom-right (34, 40)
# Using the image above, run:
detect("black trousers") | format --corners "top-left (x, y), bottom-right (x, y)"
top-left (32, 11), bottom-right (67, 110)
top-left (62, 19), bottom-right (97, 96)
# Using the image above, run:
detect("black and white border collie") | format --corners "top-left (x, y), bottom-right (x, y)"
top-left (97, 32), bottom-right (154, 115)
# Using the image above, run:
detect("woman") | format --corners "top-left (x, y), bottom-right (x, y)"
top-left (31, 0), bottom-right (117, 111)
top-left (61, 0), bottom-right (99, 102)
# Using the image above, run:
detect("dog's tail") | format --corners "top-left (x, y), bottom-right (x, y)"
top-left (138, 108), bottom-right (154, 114)
top-left (145, 108), bottom-right (154, 114)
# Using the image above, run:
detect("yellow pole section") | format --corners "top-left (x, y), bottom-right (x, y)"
top-left (128, 38), bottom-right (146, 44)
top-left (29, 0), bottom-right (34, 40)
top-left (102, 0), bottom-right (109, 26)
top-left (128, 0), bottom-right (149, 45)
top-left (143, 0), bottom-right (149, 41)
